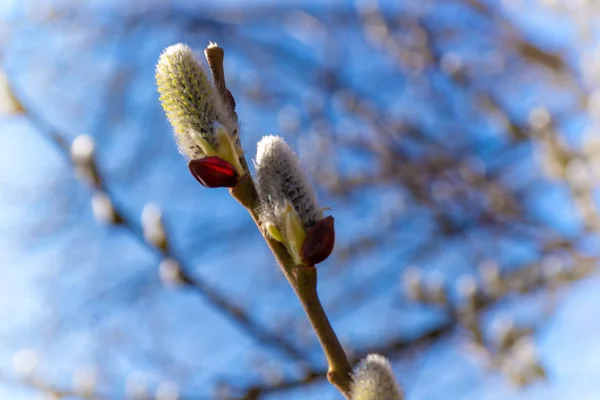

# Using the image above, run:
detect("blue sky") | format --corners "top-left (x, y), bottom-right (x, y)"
top-left (1, 1), bottom-right (600, 399)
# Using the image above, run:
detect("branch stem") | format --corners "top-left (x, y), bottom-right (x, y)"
top-left (211, 42), bottom-right (352, 399)
top-left (294, 265), bottom-right (352, 396)
top-left (231, 173), bottom-right (353, 399)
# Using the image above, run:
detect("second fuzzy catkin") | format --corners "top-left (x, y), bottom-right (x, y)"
top-left (255, 135), bottom-right (322, 231)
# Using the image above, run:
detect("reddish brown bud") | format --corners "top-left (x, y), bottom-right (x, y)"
top-left (188, 156), bottom-right (239, 188)
top-left (300, 216), bottom-right (335, 265)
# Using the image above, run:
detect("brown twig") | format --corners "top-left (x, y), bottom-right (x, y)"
top-left (230, 174), bottom-right (353, 398)
top-left (212, 44), bottom-right (353, 396)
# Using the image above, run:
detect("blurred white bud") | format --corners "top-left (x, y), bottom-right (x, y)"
top-left (364, 18), bottom-right (389, 48)
top-left (214, 383), bottom-right (232, 399)
top-left (141, 202), bottom-right (162, 228)
top-left (126, 372), bottom-right (149, 400)
top-left (424, 271), bottom-right (446, 305)
top-left (582, 126), bottom-right (600, 158)
top-left (500, 354), bottom-right (528, 387)
top-left (492, 315), bottom-right (515, 350)
top-left (350, 354), bottom-right (404, 400)
top-left (72, 366), bottom-right (97, 396)
top-left (588, 155), bottom-right (600, 182)
top-left (565, 158), bottom-right (591, 190)
top-left (142, 203), bottom-right (167, 249)
top-left (580, 49), bottom-right (600, 86)
top-left (528, 107), bottom-right (551, 131)
top-left (501, 334), bottom-right (545, 387)
top-left (513, 336), bottom-right (538, 365)
top-left (155, 381), bottom-right (179, 400)
top-left (12, 349), bottom-right (38, 378)
top-left (159, 258), bottom-right (185, 286)
top-left (71, 134), bottom-right (95, 164)
top-left (71, 134), bottom-right (99, 186)
top-left (92, 192), bottom-right (118, 224)
top-left (401, 266), bottom-right (422, 301)
top-left (541, 255), bottom-right (565, 283)
top-left (440, 52), bottom-right (463, 74)
top-left (479, 260), bottom-right (501, 297)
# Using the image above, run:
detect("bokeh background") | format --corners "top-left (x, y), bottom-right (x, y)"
top-left (1, 0), bottom-right (600, 399)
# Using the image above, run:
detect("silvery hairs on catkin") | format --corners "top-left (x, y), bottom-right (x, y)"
top-left (155, 43), bottom-right (238, 159)
top-left (254, 135), bottom-right (323, 230)
top-left (351, 354), bottom-right (404, 400)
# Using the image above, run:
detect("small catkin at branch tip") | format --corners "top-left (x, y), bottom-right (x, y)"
top-left (350, 354), bottom-right (404, 400)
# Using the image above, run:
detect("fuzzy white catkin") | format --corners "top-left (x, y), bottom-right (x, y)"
top-left (255, 135), bottom-right (322, 230)
top-left (155, 43), bottom-right (236, 159)
top-left (351, 354), bottom-right (404, 400)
